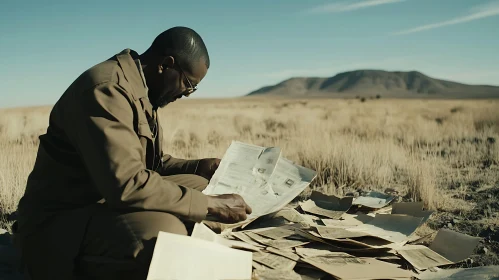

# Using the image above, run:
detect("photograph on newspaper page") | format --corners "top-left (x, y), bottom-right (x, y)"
top-left (146, 231), bottom-right (252, 280)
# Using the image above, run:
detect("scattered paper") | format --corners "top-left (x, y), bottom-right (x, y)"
top-left (316, 226), bottom-right (370, 239)
top-left (252, 260), bottom-right (267, 270)
top-left (395, 228), bottom-right (481, 270)
top-left (253, 269), bottom-right (302, 280)
top-left (299, 191), bottom-right (353, 219)
top-left (146, 231), bottom-right (252, 280)
top-left (347, 214), bottom-right (423, 243)
top-left (353, 191), bottom-right (395, 209)
top-left (321, 212), bottom-right (374, 228)
top-left (231, 232), bottom-right (266, 248)
top-left (203, 141), bottom-right (317, 220)
top-left (265, 246), bottom-right (301, 261)
top-left (271, 207), bottom-right (314, 224)
top-left (391, 202), bottom-right (434, 223)
top-left (397, 244), bottom-right (453, 270)
top-left (303, 255), bottom-right (413, 280)
top-left (296, 248), bottom-right (351, 258)
top-left (428, 228), bottom-right (481, 263)
top-left (295, 268), bottom-right (328, 280)
top-left (245, 231), bottom-right (273, 246)
top-left (256, 227), bottom-right (297, 240)
top-left (191, 222), bottom-right (260, 252)
top-left (266, 239), bottom-right (311, 249)
top-left (252, 251), bottom-right (297, 270)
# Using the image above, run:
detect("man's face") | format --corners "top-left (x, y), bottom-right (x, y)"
top-left (152, 57), bottom-right (208, 108)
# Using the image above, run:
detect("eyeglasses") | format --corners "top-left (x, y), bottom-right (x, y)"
top-left (176, 62), bottom-right (197, 96)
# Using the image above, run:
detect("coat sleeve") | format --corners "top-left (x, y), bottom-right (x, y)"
top-left (65, 82), bottom-right (208, 222)
top-left (157, 154), bottom-right (200, 176)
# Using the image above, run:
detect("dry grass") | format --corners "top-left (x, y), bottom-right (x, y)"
top-left (0, 98), bottom-right (498, 227)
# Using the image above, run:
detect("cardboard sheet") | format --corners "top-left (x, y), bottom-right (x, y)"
top-left (428, 228), bottom-right (481, 263)
top-left (147, 231), bottom-right (252, 280)
top-left (396, 228), bottom-right (481, 270)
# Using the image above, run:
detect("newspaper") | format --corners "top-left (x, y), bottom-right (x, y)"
top-left (397, 244), bottom-right (453, 270)
top-left (299, 192), bottom-right (353, 219)
top-left (253, 269), bottom-right (303, 280)
top-left (346, 214), bottom-right (423, 243)
top-left (191, 222), bottom-right (260, 252)
top-left (321, 212), bottom-right (373, 228)
top-left (302, 255), bottom-right (413, 280)
top-left (252, 251), bottom-right (297, 270)
top-left (352, 191), bottom-right (395, 209)
top-left (203, 141), bottom-right (317, 219)
top-left (391, 202), bottom-right (435, 223)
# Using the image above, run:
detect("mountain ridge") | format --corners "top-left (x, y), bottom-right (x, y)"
top-left (245, 70), bottom-right (499, 98)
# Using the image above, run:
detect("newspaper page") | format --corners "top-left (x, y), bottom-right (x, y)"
top-left (191, 222), bottom-right (260, 252)
top-left (299, 191), bottom-right (353, 219)
top-left (346, 214), bottom-right (423, 243)
top-left (391, 202), bottom-right (435, 224)
top-left (396, 244), bottom-right (453, 270)
top-left (252, 251), bottom-right (297, 270)
top-left (302, 255), bottom-right (413, 280)
top-left (203, 141), bottom-right (317, 219)
top-left (146, 231), bottom-right (252, 280)
top-left (253, 269), bottom-right (303, 280)
top-left (203, 141), bottom-right (281, 199)
top-left (352, 191), bottom-right (395, 209)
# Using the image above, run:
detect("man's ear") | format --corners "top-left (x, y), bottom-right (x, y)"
top-left (162, 56), bottom-right (175, 68)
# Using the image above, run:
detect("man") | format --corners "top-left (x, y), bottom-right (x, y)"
top-left (15, 26), bottom-right (252, 279)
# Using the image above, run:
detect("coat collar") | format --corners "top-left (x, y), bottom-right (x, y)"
top-left (115, 48), bottom-right (148, 101)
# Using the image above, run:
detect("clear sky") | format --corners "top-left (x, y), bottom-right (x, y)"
top-left (1, 0), bottom-right (498, 108)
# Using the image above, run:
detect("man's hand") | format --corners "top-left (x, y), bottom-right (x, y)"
top-left (206, 194), bottom-right (252, 224)
top-left (195, 158), bottom-right (221, 180)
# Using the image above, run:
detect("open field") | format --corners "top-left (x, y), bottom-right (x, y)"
top-left (0, 97), bottom-right (498, 267)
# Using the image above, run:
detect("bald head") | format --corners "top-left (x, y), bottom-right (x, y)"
top-left (145, 26), bottom-right (210, 73)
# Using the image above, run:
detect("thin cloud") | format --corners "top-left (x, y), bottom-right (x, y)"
top-left (393, 1), bottom-right (499, 35)
top-left (307, 0), bottom-right (406, 14)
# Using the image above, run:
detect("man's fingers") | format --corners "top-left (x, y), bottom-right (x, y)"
top-left (244, 201), bottom-right (252, 214)
top-left (239, 211), bottom-right (247, 221)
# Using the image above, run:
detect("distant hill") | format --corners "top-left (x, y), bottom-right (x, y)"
top-left (245, 70), bottom-right (499, 98)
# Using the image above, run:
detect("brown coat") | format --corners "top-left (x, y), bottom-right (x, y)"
top-left (16, 49), bottom-right (208, 250)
